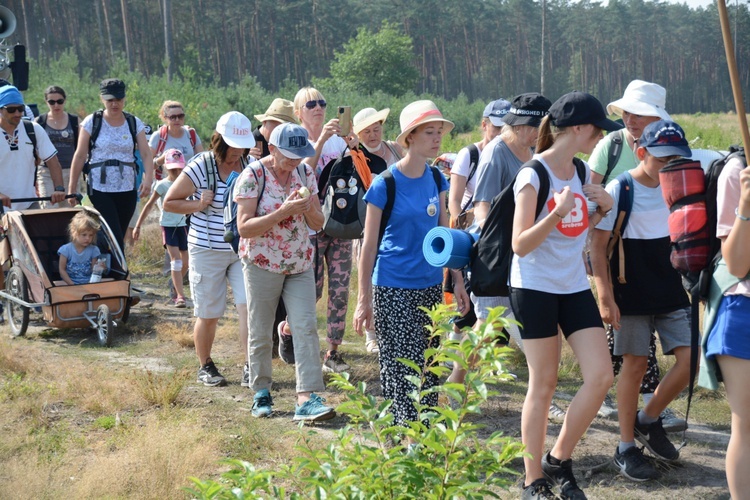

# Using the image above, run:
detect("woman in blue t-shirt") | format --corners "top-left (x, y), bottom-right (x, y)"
top-left (511, 92), bottom-right (618, 499)
top-left (354, 100), bottom-right (469, 427)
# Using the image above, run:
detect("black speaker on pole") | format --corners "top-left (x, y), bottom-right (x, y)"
top-left (10, 44), bottom-right (28, 91)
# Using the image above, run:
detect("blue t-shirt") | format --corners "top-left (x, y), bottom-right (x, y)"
top-left (58, 243), bottom-right (101, 284)
top-left (364, 163), bottom-right (448, 289)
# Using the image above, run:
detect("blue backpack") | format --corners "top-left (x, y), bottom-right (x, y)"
top-left (222, 159), bottom-right (308, 253)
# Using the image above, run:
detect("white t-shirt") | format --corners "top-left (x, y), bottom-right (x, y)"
top-left (510, 156), bottom-right (592, 294)
top-left (81, 113), bottom-right (145, 193)
top-left (450, 143), bottom-right (481, 210)
top-left (311, 134), bottom-right (347, 178)
top-left (0, 121), bottom-right (58, 210)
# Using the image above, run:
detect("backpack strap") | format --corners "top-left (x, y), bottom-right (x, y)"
top-left (124, 112), bottom-right (138, 155)
top-left (188, 127), bottom-right (198, 148)
top-left (202, 152), bottom-right (218, 195)
top-left (155, 125), bottom-right (169, 156)
top-left (36, 112), bottom-right (47, 128)
top-left (525, 160), bottom-right (552, 220)
top-left (379, 164), bottom-right (443, 246)
top-left (605, 171), bottom-right (634, 284)
top-left (458, 143), bottom-right (481, 215)
top-left (602, 129), bottom-right (624, 185)
top-left (24, 120), bottom-right (40, 185)
top-left (69, 113), bottom-right (79, 146)
top-left (88, 110), bottom-right (104, 156)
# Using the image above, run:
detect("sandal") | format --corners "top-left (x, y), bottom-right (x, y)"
top-left (174, 296), bottom-right (187, 308)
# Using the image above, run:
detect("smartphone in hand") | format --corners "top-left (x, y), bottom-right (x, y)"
top-left (337, 106), bottom-right (352, 136)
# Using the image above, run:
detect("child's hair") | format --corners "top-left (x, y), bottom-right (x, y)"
top-left (68, 211), bottom-right (101, 243)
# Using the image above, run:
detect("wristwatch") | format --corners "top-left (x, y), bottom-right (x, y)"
top-left (54, 185), bottom-right (65, 192)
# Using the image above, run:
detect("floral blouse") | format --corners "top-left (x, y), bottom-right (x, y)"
top-left (235, 161), bottom-right (318, 274)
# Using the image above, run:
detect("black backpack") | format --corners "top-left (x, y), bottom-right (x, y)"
top-left (318, 147), bottom-right (367, 239)
top-left (601, 129), bottom-right (624, 185)
top-left (470, 158), bottom-right (586, 297)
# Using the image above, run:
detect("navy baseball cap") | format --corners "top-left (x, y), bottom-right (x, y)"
top-left (270, 122), bottom-right (315, 159)
top-left (639, 120), bottom-right (692, 158)
top-left (483, 99), bottom-right (512, 126)
top-left (549, 91), bottom-right (623, 132)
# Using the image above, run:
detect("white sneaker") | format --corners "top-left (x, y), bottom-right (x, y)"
top-left (548, 402), bottom-right (566, 423)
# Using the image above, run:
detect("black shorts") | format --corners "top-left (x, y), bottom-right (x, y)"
top-left (509, 288), bottom-right (603, 340)
top-left (162, 225), bottom-right (188, 251)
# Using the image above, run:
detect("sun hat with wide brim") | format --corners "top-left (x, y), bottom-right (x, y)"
top-left (607, 80), bottom-right (672, 120)
top-left (396, 100), bottom-right (454, 149)
top-left (353, 107), bottom-right (390, 136)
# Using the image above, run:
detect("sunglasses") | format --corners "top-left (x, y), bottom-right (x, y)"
top-left (3, 105), bottom-right (25, 114)
top-left (166, 113), bottom-right (185, 120)
top-left (47, 99), bottom-right (65, 105)
top-left (304, 99), bottom-right (327, 109)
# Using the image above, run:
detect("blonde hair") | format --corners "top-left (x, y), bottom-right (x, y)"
top-left (293, 87), bottom-right (325, 118)
top-left (67, 211), bottom-right (101, 243)
top-left (159, 100), bottom-right (184, 122)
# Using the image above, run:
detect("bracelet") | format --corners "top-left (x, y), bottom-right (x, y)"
top-left (596, 206), bottom-right (611, 217)
top-left (736, 207), bottom-right (750, 221)
top-left (554, 211), bottom-right (565, 219)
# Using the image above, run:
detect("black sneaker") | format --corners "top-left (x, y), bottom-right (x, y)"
top-left (277, 321), bottom-right (295, 365)
top-left (241, 362), bottom-right (250, 387)
top-left (0, 301), bottom-right (4, 324)
top-left (541, 451), bottom-right (587, 499)
top-left (522, 478), bottom-right (558, 499)
top-left (197, 360), bottom-right (227, 387)
top-left (634, 414), bottom-right (679, 461)
top-left (614, 445), bottom-right (660, 481)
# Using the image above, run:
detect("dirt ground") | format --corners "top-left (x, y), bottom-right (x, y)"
top-left (5, 273), bottom-right (732, 500)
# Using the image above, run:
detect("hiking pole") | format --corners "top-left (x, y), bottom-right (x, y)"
top-left (717, 0), bottom-right (750, 152)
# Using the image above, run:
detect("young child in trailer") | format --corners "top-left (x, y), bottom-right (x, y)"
top-left (132, 148), bottom-right (189, 307)
top-left (58, 211), bottom-right (103, 285)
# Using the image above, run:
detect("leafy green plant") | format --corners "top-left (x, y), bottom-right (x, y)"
top-left (186, 305), bottom-right (525, 499)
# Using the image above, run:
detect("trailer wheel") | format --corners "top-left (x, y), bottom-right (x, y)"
top-left (95, 304), bottom-right (114, 347)
top-left (6, 266), bottom-right (29, 337)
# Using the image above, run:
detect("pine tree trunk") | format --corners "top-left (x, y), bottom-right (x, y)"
top-left (163, 0), bottom-right (173, 82)
top-left (120, 0), bottom-right (133, 71)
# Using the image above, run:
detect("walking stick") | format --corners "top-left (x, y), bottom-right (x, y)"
top-left (717, 0), bottom-right (750, 151)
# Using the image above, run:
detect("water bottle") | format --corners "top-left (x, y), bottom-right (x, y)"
top-left (89, 257), bottom-right (106, 283)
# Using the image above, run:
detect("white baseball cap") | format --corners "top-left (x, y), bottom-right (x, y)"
top-left (215, 111), bottom-right (256, 149)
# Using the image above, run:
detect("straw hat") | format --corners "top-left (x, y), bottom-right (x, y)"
top-left (396, 100), bottom-right (454, 148)
top-left (607, 80), bottom-right (671, 120)
top-left (353, 107), bottom-right (390, 135)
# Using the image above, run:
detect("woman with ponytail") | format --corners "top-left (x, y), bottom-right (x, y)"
top-left (511, 92), bottom-right (619, 500)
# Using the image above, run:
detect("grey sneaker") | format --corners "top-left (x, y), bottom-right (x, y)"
top-left (634, 413), bottom-right (679, 461)
top-left (241, 362), bottom-right (250, 387)
top-left (660, 408), bottom-right (687, 433)
top-left (293, 393), bottom-right (335, 421)
top-left (614, 445), bottom-right (660, 482)
top-left (252, 388), bottom-right (273, 418)
top-left (197, 360), bottom-right (227, 387)
top-left (522, 478), bottom-right (557, 499)
top-left (277, 321), bottom-right (295, 365)
top-left (365, 339), bottom-right (380, 354)
top-left (548, 402), bottom-right (566, 424)
top-left (322, 350), bottom-right (350, 373)
top-left (541, 451), bottom-right (587, 499)
top-left (598, 394), bottom-right (618, 420)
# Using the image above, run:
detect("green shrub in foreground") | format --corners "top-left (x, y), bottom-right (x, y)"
top-left (186, 305), bottom-right (525, 499)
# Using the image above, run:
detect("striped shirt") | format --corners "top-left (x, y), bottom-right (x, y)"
top-left (183, 152), bottom-right (233, 251)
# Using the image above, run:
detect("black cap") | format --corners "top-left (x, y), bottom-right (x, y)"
top-left (549, 91), bottom-right (623, 132)
top-left (99, 78), bottom-right (126, 100)
top-left (503, 93), bottom-right (552, 128)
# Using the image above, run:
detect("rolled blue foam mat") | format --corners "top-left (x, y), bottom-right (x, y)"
top-left (422, 227), bottom-right (478, 269)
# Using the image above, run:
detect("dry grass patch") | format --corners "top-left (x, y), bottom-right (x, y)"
top-left (157, 321), bottom-right (195, 348)
top-left (132, 368), bottom-right (191, 407)
top-left (0, 410), bottom-right (222, 500)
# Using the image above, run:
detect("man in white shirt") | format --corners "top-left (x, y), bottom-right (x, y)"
top-left (0, 85), bottom-right (65, 210)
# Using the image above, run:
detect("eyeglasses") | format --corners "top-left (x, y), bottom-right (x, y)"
top-left (304, 99), bottom-right (327, 109)
top-left (166, 113), bottom-right (185, 120)
top-left (3, 105), bottom-right (25, 114)
top-left (47, 99), bottom-right (65, 105)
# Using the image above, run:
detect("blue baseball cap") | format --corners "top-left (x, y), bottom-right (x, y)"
top-left (0, 85), bottom-right (24, 108)
top-left (483, 99), bottom-right (512, 126)
top-left (269, 123), bottom-right (315, 159)
top-left (640, 120), bottom-right (692, 158)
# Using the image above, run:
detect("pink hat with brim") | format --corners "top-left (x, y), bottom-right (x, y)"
top-left (396, 100), bottom-right (454, 149)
